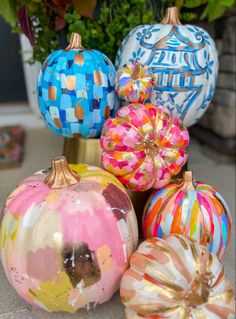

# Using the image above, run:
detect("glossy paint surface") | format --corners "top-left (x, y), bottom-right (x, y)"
top-left (120, 235), bottom-right (235, 319)
top-left (37, 49), bottom-right (118, 138)
top-left (100, 103), bottom-right (189, 191)
top-left (115, 24), bottom-right (218, 127)
top-left (0, 164), bottom-right (138, 312)
top-left (143, 179), bottom-right (232, 259)
top-left (115, 62), bottom-right (155, 103)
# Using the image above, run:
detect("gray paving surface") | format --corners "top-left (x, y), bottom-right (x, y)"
top-left (0, 128), bottom-right (235, 318)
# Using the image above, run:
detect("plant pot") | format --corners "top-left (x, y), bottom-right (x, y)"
top-left (63, 137), bottom-right (102, 166)
top-left (20, 34), bottom-right (41, 117)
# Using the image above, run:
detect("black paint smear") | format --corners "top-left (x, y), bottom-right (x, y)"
top-left (62, 243), bottom-right (101, 287)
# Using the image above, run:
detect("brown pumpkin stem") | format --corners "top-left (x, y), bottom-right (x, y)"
top-left (161, 6), bottom-right (181, 25)
top-left (44, 156), bottom-right (80, 189)
top-left (131, 63), bottom-right (141, 80)
top-left (181, 171), bottom-right (195, 190)
top-left (65, 32), bottom-right (85, 51)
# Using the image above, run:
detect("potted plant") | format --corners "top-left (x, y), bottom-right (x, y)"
top-left (1, 0), bottom-right (235, 64)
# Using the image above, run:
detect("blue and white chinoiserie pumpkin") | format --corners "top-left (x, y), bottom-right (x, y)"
top-left (115, 7), bottom-right (219, 127)
top-left (37, 33), bottom-right (119, 138)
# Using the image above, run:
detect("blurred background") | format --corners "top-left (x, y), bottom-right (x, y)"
top-left (0, 0), bottom-right (235, 162)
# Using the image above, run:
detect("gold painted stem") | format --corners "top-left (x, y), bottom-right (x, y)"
top-left (161, 6), bottom-right (181, 25)
top-left (131, 63), bottom-right (141, 80)
top-left (65, 32), bottom-right (84, 51)
top-left (184, 271), bottom-right (213, 307)
top-left (44, 156), bottom-right (80, 189)
top-left (181, 171), bottom-right (195, 190)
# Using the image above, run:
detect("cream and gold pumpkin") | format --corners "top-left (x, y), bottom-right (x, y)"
top-left (120, 235), bottom-right (235, 318)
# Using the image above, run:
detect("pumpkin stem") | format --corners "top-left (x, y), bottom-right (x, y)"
top-left (131, 63), bottom-right (141, 80)
top-left (184, 271), bottom-right (213, 307)
top-left (161, 6), bottom-right (181, 25)
top-left (44, 156), bottom-right (80, 189)
top-left (181, 171), bottom-right (195, 190)
top-left (65, 32), bottom-right (85, 51)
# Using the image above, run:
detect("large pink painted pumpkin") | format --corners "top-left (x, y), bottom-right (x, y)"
top-left (0, 157), bottom-right (138, 313)
top-left (100, 103), bottom-right (189, 191)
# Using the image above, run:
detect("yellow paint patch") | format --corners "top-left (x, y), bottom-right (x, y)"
top-left (0, 213), bottom-right (19, 247)
top-left (0, 224), bottom-right (7, 251)
top-left (10, 225), bottom-right (19, 242)
top-left (69, 164), bottom-right (123, 189)
top-left (28, 272), bottom-right (75, 313)
top-left (190, 200), bottom-right (200, 237)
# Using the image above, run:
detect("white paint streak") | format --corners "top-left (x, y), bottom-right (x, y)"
top-left (22, 203), bottom-right (43, 228)
top-left (76, 279), bottom-right (85, 294)
top-left (122, 243), bottom-right (127, 262)
top-left (34, 300), bottom-right (51, 312)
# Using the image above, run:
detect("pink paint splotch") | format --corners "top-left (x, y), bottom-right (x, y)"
top-left (6, 181), bottom-right (49, 217)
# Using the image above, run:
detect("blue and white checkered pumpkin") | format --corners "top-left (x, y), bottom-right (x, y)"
top-left (115, 7), bottom-right (219, 127)
top-left (37, 33), bottom-right (119, 138)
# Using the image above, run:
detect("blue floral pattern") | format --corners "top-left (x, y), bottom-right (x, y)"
top-left (129, 48), bottom-right (145, 63)
top-left (115, 24), bottom-right (218, 127)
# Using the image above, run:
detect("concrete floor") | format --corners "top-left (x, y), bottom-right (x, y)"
top-left (0, 128), bottom-right (235, 318)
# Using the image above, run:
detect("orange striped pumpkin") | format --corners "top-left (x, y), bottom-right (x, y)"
top-left (143, 171), bottom-right (232, 260)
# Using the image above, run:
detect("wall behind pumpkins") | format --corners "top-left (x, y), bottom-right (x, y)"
top-left (191, 9), bottom-right (236, 158)
top-left (0, 21), bottom-right (43, 128)
top-left (0, 17), bottom-right (27, 104)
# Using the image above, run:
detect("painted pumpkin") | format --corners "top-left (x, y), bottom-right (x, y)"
top-left (143, 171), bottom-right (232, 260)
top-left (0, 157), bottom-right (138, 312)
top-left (115, 6), bottom-right (218, 127)
top-left (37, 32), bottom-right (119, 138)
top-left (115, 62), bottom-right (155, 103)
top-left (100, 103), bottom-right (189, 192)
top-left (120, 235), bottom-right (235, 319)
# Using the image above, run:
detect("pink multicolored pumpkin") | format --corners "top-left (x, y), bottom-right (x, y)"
top-left (100, 103), bottom-right (189, 191)
top-left (143, 171), bottom-right (232, 260)
top-left (120, 235), bottom-right (235, 319)
top-left (115, 62), bottom-right (155, 103)
top-left (0, 157), bottom-right (138, 312)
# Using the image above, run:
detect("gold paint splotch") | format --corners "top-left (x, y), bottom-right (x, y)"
top-left (66, 76), bottom-right (76, 90)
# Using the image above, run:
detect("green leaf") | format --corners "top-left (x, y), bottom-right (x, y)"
top-left (142, 11), bottom-right (154, 23)
top-left (180, 12), bottom-right (198, 21)
top-left (183, 0), bottom-right (208, 8)
top-left (175, 0), bottom-right (184, 8)
top-left (220, 0), bottom-right (235, 7)
top-left (0, 0), bottom-right (17, 26)
top-left (208, 7), bottom-right (225, 21)
top-left (201, 0), bottom-right (235, 21)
